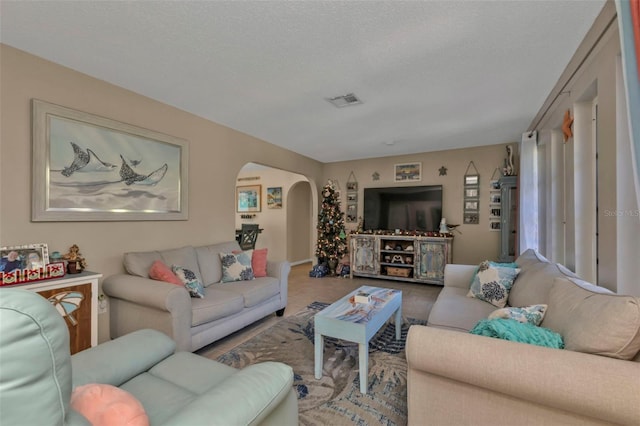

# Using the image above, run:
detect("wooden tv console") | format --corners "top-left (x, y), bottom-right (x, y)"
top-left (349, 233), bottom-right (453, 285)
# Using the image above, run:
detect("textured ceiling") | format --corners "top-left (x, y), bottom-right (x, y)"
top-left (1, 1), bottom-right (605, 163)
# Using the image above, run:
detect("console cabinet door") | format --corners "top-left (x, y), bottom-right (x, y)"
top-left (415, 240), bottom-right (448, 284)
top-left (36, 282), bottom-right (93, 354)
top-left (350, 236), bottom-right (379, 276)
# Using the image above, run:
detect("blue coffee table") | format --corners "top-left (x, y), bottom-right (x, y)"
top-left (314, 285), bottom-right (402, 394)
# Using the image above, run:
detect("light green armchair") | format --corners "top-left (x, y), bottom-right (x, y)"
top-left (0, 288), bottom-right (298, 425)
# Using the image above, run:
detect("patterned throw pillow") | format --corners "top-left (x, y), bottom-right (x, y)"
top-left (469, 260), bottom-right (519, 285)
top-left (467, 261), bottom-right (521, 308)
top-left (172, 265), bottom-right (205, 298)
top-left (232, 248), bottom-right (268, 277)
top-left (219, 251), bottom-right (254, 283)
top-left (489, 304), bottom-right (548, 326)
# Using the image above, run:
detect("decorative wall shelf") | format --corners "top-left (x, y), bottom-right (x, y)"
top-left (346, 171), bottom-right (358, 223)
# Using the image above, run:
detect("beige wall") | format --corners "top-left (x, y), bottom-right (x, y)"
top-left (0, 45), bottom-right (324, 341)
top-left (235, 166), bottom-right (311, 262)
top-left (287, 181), bottom-right (313, 264)
top-left (323, 143), bottom-right (511, 265)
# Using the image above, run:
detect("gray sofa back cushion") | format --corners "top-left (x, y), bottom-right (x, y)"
top-left (124, 251), bottom-right (163, 278)
top-left (543, 277), bottom-right (640, 360)
top-left (160, 246), bottom-right (203, 284)
top-left (195, 241), bottom-right (242, 286)
top-left (124, 246), bottom-right (203, 284)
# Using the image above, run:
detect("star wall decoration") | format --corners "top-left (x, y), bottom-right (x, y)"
top-left (438, 166), bottom-right (448, 176)
top-left (372, 171), bottom-right (380, 181)
top-left (562, 109), bottom-right (574, 142)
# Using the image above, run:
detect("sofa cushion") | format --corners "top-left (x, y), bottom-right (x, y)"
top-left (149, 352), bottom-right (237, 395)
top-left (118, 373), bottom-right (197, 426)
top-left (190, 288), bottom-right (244, 327)
top-left (160, 247), bottom-right (203, 284)
top-left (219, 277), bottom-right (280, 308)
top-left (542, 277), bottom-right (640, 360)
top-left (428, 287), bottom-right (497, 332)
top-left (467, 262), bottom-right (520, 308)
top-left (508, 259), bottom-right (577, 308)
top-left (488, 304), bottom-right (547, 326)
top-left (124, 251), bottom-right (163, 278)
top-left (172, 266), bottom-right (205, 299)
top-left (195, 242), bottom-right (242, 286)
top-left (219, 251), bottom-right (254, 283)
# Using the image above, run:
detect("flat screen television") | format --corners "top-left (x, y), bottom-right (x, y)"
top-left (363, 185), bottom-right (443, 232)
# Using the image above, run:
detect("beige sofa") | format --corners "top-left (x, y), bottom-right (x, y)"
top-left (406, 249), bottom-right (640, 425)
top-left (103, 241), bottom-right (290, 352)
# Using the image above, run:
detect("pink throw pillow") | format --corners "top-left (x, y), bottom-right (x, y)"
top-left (232, 248), bottom-right (268, 277)
top-left (71, 383), bottom-right (149, 426)
top-left (252, 248), bottom-right (268, 277)
top-left (149, 260), bottom-right (182, 286)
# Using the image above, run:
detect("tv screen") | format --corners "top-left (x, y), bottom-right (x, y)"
top-left (363, 185), bottom-right (442, 232)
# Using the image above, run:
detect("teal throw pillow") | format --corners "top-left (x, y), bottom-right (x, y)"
top-left (489, 304), bottom-right (548, 326)
top-left (172, 265), bottom-right (205, 298)
top-left (219, 251), bottom-right (254, 283)
top-left (470, 318), bottom-right (564, 349)
top-left (467, 261), bottom-right (521, 308)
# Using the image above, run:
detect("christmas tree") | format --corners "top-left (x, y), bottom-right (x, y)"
top-left (315, 181), bottom-right (348, 266)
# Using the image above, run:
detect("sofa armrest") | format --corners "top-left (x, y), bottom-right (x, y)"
top-left (443, 264), bottom-right (477, 289)
top-left (266, 260), bottom-right (290, 282)
top-left (103, 274), bottom-right (193, 351)
top-left (406, 325), bottom-right (640, 425)
top-left (162, 362), bottom-right (296, 426)
top-left (267, 260), bottom-right (291, 309)
top-left (72, 329), bottom-right (175, 388)
top-left (102, 274), bottom-right (191, 313)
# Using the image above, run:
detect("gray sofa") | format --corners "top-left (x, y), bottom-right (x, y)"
top-left (406, 249), bottom-right (640, 425)
top-left (0, 288), bottom-right (298, 425)
top-left (103, 241), bottom-right (290, 352)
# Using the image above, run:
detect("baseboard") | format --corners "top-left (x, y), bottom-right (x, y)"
top-left (290, 259), bottom-right (313, 267)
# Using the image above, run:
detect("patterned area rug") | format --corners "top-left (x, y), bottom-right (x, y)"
top-left (215, 302), bottom-right (426, 425)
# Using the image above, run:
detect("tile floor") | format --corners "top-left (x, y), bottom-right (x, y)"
top-left (197, 262), bottom-right (442, 359)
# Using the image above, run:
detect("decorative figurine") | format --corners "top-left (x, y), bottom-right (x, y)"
top-left (503, 145), bottom-right (515, 176)
top-left (63, 244), bottom-right (87, 274)
top-left (439, 218), bottom-right (449, 234)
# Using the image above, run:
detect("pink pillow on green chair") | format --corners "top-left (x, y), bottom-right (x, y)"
top-left (148, 260), bottom-right (182, 286)
top-left (71, 383), bottom-right (149, 426)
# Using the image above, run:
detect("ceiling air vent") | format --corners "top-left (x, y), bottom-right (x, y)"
top-left (326, 93), bottom-right (362, 108)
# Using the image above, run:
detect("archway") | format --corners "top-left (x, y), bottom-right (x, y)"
top-left (236, 162), bottom-right (316, 263)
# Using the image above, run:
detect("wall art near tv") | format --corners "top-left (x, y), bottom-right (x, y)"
top-left (32, 99), bottom-right (189, 221)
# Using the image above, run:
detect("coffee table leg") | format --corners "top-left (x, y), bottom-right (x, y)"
top-left (314, 332), bottom-right (323, 379)
top-left (359, 342), bottom-right (368, 394)
top-left (395, 307), bottom-right (402, 340)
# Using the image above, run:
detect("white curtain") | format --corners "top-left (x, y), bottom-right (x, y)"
top-left (616, 0), bottom-right (640, 211)
top-left (519, 131), bottom-right (538, 253)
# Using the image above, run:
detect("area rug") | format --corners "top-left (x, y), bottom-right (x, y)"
top-left (215, 302), bottom-right (426, 426)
